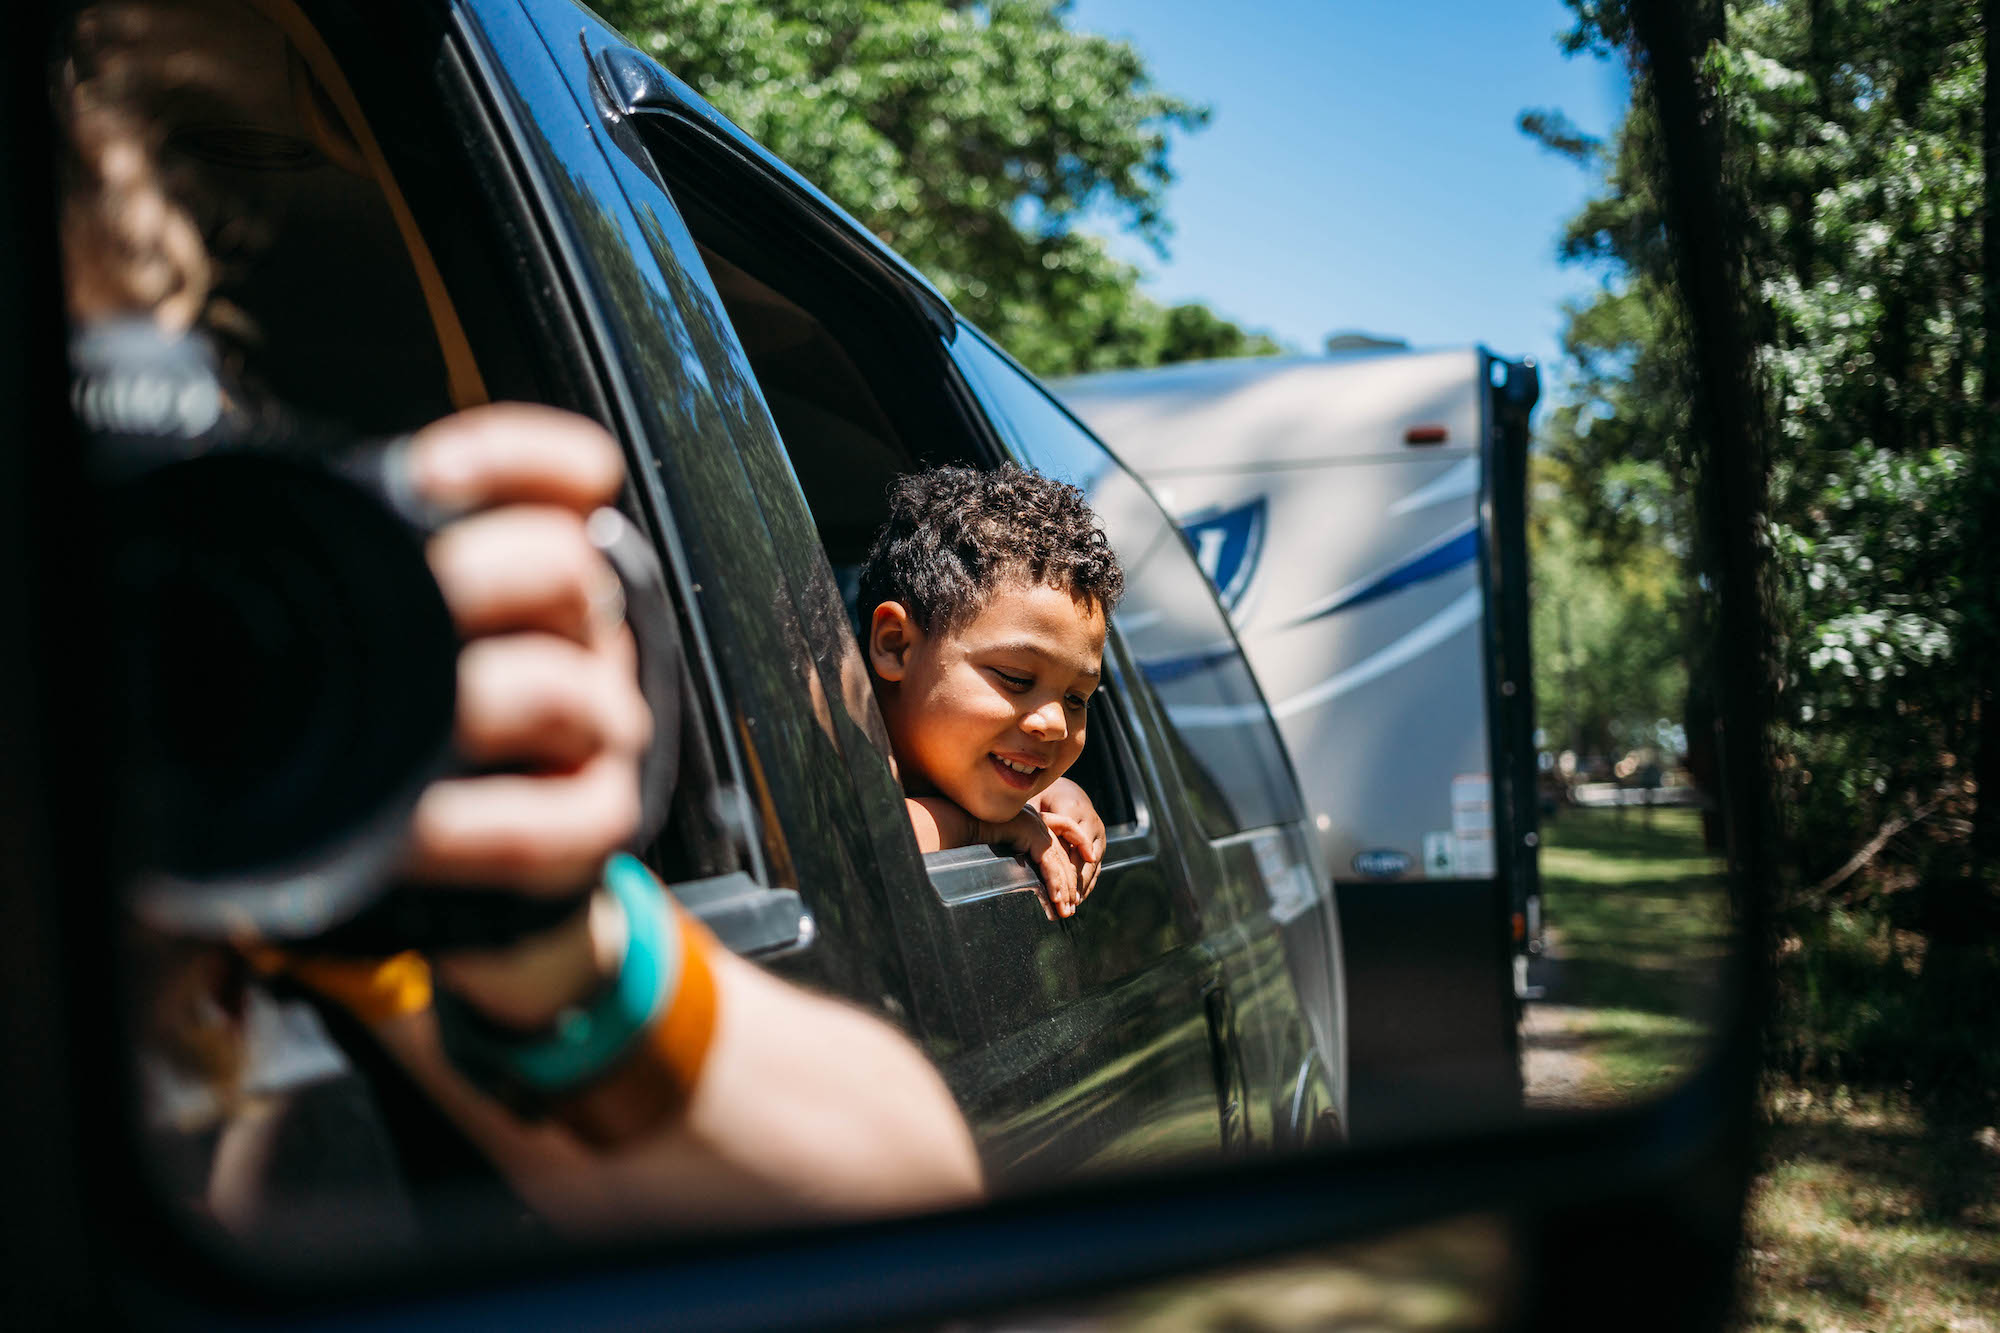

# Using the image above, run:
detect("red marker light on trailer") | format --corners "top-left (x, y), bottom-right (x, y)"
top-left (1512, 911), bottom-right (1526, 943)
top-left (1404, 424), bottom-right (1449, 445)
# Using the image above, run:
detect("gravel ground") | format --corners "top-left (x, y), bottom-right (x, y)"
top-left (1521, 1001), bottom-right (1619, 1110)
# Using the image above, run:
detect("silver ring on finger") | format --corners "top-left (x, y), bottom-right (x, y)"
top-left (586, 570), bottom-right (626, 637)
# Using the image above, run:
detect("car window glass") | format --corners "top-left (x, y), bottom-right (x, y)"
top-left (15, 0), bottom-right (1772, 1317)
top-left (951, 327), bottom-right (1304, 838)
top-left (627, 135), bottom-right (1162, 846)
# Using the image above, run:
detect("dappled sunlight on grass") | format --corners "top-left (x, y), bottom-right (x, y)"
top-left (1739, 1095), bottom-right (2000, 1333)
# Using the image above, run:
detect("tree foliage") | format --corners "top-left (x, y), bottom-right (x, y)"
top-left (591, 0), bottom-right (1280, 374)
top-left (1529, 453), bottom-right (1689, 766)
top-left (1538, 0), bottom-right (2000, 1162)
top-left (1524, 85), bottom-right (1700, 782)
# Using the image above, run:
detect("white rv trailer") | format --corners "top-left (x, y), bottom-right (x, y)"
top-left (1056, 347), bottom-right (1540, 1140)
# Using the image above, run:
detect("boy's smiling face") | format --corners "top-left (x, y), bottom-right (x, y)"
top-left (868, 576), bottom-right (1106, 824)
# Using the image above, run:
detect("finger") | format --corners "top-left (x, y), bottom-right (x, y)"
top-left (408, 404), bottom-right (624, 516)
top-left (456, 632), bottom-right (651, 769)
top-left (1032, 843), bottom-right (1062, 915)
top-left (1065, 841), bottom-right (1095, 904)
top-left (1039, 843), bottom-right (1078, 918)
top-left (404, 750), bottom-right (642, 893)
top-left (1039, 811), bottom-right (1075, 844)
top-left (427, 506), bottom-right (620, 644)
top-left (1076, 812), bottom-right (1106, 859)
top-left (1041, 811), bottom-right (1100, 865)
top-left (1064, 810), bottom-right (1106, 863)
top-left (1039, 810), bottom-right (1075, 839)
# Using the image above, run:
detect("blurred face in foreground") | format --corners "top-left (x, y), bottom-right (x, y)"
top-left (869, 576), bottom-right (1105, 825)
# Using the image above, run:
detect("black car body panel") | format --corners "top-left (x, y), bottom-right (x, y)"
top-left (484, 0), bottom-right (1346, 1179)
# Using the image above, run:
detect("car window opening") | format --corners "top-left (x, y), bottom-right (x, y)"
top-left (662, 175), bottom-right (1139, 838)
top-left (160, 0), bottom-right (748, 892)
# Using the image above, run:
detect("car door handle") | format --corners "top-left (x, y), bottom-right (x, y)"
top-left (671, 871), bottom-right (814, 958)
top-left (1204, 985), bottom-right (1254, 1152)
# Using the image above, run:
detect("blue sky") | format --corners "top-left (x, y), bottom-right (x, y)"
top-left (1064, 0), bottom-right (1631, 388)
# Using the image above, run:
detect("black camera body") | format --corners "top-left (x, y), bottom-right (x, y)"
top-left (80, 319), bottom-right (678, 952)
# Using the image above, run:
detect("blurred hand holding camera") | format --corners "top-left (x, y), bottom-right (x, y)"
top-left (395, 405), bottom-right (649, 1032)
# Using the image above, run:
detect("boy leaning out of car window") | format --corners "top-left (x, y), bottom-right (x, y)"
top-left (858, 463), bottom-right (1123, 920)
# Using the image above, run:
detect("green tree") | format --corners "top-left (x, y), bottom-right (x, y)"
top-left (1528, 453), bottom-right (1689, 768)
top-left (1155, 301), bottom-right (1284, 363)
top-left (592, 0), bottom-right (1282, 375)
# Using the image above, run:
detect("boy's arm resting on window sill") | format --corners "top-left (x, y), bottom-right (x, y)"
top-left (906, 797), bottom-right (1082, 919)
top-left (905, 796), bottom-right (981, 854)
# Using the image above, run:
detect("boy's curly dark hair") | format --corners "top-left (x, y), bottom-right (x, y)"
top-left (857, 463), bottom-right (1125, 637)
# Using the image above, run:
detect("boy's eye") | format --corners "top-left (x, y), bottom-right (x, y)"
top-left (1066, 694), bottom-right (1090, 711)
top-left (992, 669), bottom-right (1032, 690)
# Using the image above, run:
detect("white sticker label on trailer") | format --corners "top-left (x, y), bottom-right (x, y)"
top-left (1456, 830), bottom-right (1496, 877)
top-left (1450, 775), bottom-right (1496, 877)
top-left (1422, 831), bottom-right (1458, 876)
top-left (1450, 774), bottom-right (1492, 833)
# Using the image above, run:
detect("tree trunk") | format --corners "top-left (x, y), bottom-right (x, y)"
top-left (1904, 0), bottom-right (2000, 1218)
top-left (1621, 0), bottom-right (1774, 1304)
top-left (1972, 0), bottom-right (2000, 931)
top-left (1622, 0), bottom-right (1779, 923)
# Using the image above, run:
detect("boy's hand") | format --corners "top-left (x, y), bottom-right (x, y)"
top-left (1029, 778), bottom-right (1106, 902)
top-left (985, 808), bottom-right (1081, 921)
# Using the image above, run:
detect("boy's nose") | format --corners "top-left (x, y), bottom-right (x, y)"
top-left (1021, 700), bottom-right (1068, 741)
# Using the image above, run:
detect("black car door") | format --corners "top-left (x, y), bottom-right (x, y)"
top-left (951, 326), bottom-right (1342, 1151)
top-left (494, 0), bottom-right (1241, 1183)
top-left (451, 0), bottom-right (932, 1031)
top-left (913, 636), bottom-right (1239, 1183)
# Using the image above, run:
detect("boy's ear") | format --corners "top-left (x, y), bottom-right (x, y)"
top-left (868, 601), bottom-right (921, 682)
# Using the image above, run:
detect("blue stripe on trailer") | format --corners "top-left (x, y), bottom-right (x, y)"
top-left (1294, 524), bottom-right (1479, 624)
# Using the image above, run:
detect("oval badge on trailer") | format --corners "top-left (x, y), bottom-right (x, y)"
top-left (1351, 848), bottom-right (1413, 878)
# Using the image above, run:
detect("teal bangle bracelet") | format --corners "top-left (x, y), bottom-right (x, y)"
top-left (508, 854), bottom-right (683, 1094)
top-left (459, 855), bottom-right (684, 1099)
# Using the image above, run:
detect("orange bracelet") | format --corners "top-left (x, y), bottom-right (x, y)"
top-left (553, 901), bottom-right (721, 1148)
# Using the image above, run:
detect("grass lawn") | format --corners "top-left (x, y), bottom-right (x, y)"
top-left (1529, 807), bottom-right (2000, 1330)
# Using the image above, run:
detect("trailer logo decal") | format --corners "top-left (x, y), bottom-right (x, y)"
top-left (1178, 496), bottom-right (1266, 612)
